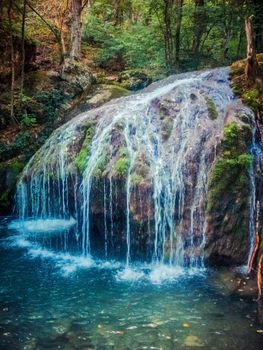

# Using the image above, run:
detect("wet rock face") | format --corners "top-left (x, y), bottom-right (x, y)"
top-left (14, 68), bottom-right (260, 267)
top-left (117, 70), bottom-right (152, 91)
top-left (0, 159), bottom-right (25, 214)
top-left (205, 114), bottom-right (255, 266)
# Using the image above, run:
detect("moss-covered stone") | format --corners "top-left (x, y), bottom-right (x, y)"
top-left (113, 148), bottom-right (130, 177)
top-left (206, 97), bottom-right (218, 120)
top-left (207, 155), bottom-right (252, 213)
top-left (75, 123), bottom-right (96, 174)
top-left (207, 121), bottom-right (252, 214)
top-left (206, 120), bottom-right (253, 264)
top-left (0, 158), bottom-right (25, 213)
top-left (92, 155), bottom-right (108, 178)
top-left (205, 119), bottom-right (254, 266)
top-left (242, 88), bottom-right (261, 112)
top-left (117, 69), bottom-right (152, 91)
top-left (131, 173), bottom-right (144, 185)
top-left (230, 54), bottom-right (263, 120)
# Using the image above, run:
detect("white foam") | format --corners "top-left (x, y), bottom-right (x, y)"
top-left (13, 237), bottom-right (32, 248)
top-left (28, 248), bottom-right (94, 273)
top-left (148, 265), bottom-right (185, 284)
top-left (5, 231), bottom-right (206, 282)
top-left (98, 260), bottom-right (122, 270)
top-left (8, 218), bottom-right (76, 233)
top-left (61, 264), bottom-right (77, 276)
top-left (116, 266), bottom-right (145, 282)
top-left (29, 247), bottom-right (56, 259)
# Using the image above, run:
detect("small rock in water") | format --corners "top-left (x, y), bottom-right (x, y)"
top-left (184, 335), bottom-right (204, 347)
top-left (190, 93), bottom-right (197, 101)
top-left (146, 323), bottom-right (158, 328)
top-left (182, 322), bottom-right (190, 328)
top-left (126, 326), bottom-right (137, 330)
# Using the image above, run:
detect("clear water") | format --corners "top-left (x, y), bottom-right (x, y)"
top-left (1, 220), bottom-right (263, 350)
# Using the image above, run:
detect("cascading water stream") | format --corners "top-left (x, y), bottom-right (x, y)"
top-left (13, 67), bottom-right (258, 275)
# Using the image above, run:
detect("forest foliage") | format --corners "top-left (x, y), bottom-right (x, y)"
top-left (0, 0), bottom-right (262, 131)
top-left (83, 0), bottom-right (263, 75)
top-left (0, 1), bottom-right (262, 77)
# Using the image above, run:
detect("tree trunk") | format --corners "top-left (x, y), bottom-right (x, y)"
top-left (163, 0), bottom-right (173, 72)
top-left (114, 0), bottom-right (124, 26)
top-left (175, 0), bottom-right (183, 70)
top-left (70, 0), bottom-right (83, 60)
top-left (191, 0), bottom-right (206, 60)
top-left (21, 0), bottom-right (27, 95)
top-left (245, 16), bottom-right (258, 83)
top-left (8, 0), bottom-right (17, 125)
top-left (253, 0), bottom-right (263, 53)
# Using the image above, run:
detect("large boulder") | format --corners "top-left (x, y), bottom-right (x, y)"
top-left (14, 68), bottom-right (262, 266)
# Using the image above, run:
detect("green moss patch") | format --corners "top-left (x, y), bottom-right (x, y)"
top-left (207, 121), bottom-right (252, 215)
top-left (75, 123), bottom-right (96, 174)
top-left (206, 97), bottom-right (218, 120)
top-left (113, 147), bottom-right (130, 177)
top-left (242, 88), bottom-right (261, 112)
top-left (0, 158), bottom-right (25, 212)
top-left (131, 173), bottom-right (144, 185)
top-left (230, 54), bottom-right (263, 120)
top-left (92, 155), bottom-right (108, 178)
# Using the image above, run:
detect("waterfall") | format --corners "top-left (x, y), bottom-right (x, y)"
top-left (14, 67), bottom-right (257, 270)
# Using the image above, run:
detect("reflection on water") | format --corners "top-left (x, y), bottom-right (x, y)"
top-left (0, 222), bottom-right (263, 350)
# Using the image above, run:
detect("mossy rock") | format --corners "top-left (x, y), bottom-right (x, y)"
top-left (92, 155), bottom-right (108, 178)
top-left (207, 122), bottom-right (253, 220)
top-left (222, 121), bottom-right (252, 157)
top-left (117, 69), bottom-right (152, 91)
top-left (86, 84), bottom-right (130, 106)
top-left (113, 158), bottom-right (130, 177)
top-left (0, 158), bottom-right (25, 213)
top-left (230, 54), bottom-right (263, 119)
top-left (205, 120), bottom-right (253, 265)
top-left (243, 88), bottom-right (261, 111)
top-left (206, 97), bottom-right (218, 120)
top-left (131, 173), bottom-right (144, 185)
top-left (207, 155), bottom-right (252, 213)
top-left (75, 123), bottom-right (96, 174)
top-left (113, 147), bottom-right (130, 178)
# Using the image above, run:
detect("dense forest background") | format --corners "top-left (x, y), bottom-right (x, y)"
top-left (0, 0), bottom-right (262, 213)
top-left (1, 1), bottom-right (263, 84)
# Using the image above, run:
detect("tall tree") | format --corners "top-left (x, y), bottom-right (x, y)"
top-left (69, 0), bottom-right (90, 60)
top-left (163, 0), bottom-right (173, 70)
top-left (252, 0), bottom-right (263, 53)
top-left (20, 0), bottom-right (27, 95)
top-left (191, 0), bottom-right (207, 58)
top-left (245, 16), bottom-right (258, 83)
top-left (163, 0), bottom-right (183, 73)
top-left (7, 0), bottom-right (17, 125)
top-left (174, 0), bottom-right (183, 69)
top-left (70, 0), bottom-right (83, 59)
